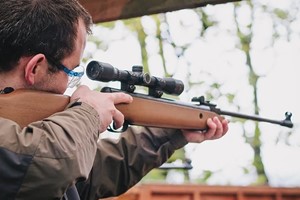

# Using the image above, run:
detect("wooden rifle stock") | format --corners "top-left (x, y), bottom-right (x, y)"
top-left (0, 89), bottom-right (70, 128)
top-left (0, 89), bottom-right (221, 130)
top-left (109, 90), bottom-right (221, 130)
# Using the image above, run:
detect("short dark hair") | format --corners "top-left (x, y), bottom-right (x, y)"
top-left (0, 0), bottom-right (93, 72)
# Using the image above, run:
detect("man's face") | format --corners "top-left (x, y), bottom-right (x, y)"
top-left (35, 19), bottom-right (87, 94)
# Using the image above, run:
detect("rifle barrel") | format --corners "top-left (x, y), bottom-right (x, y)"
top-left (219, 110), bottom-right (293, 128)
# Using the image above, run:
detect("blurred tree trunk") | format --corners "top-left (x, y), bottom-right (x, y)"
top-left (136, 14), bottom-right (191, 182)
top-left (233, 1), bottom-right (268, 184)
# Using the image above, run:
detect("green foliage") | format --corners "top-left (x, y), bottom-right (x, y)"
top-left (273, 8), bottom-right (289, 20)
top-left (195, 8), bottom-right (217, 36)
top-left (141, 169), bottom-right (168, 183)
top-left (98, 21), bottom-right (117, 29)
top-left (197, 170), bottom-right (213, 184)
top-left (167, 149), bottom-right (186, 162)
top-left (226, 93), bottom-right (235, 104)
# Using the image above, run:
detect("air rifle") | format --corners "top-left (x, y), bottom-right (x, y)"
top-left (86, 61), bottom-right (293, 132)
top-left (0, 61), bottom-right (293, 131)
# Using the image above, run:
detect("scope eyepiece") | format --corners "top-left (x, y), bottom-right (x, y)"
top-left (86, 61), bottom-right (119, 82)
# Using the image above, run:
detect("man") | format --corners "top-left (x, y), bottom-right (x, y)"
top-left (0, 0), bottom-right (228, 199)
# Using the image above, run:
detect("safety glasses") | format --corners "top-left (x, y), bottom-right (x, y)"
top-left (46, 57), bottom-right (85, 88)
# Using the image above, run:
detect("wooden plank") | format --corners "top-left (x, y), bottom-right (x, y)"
top-left (78, 0), bottom-right (241, 23)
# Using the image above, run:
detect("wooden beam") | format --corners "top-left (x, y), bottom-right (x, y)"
top-left (79, 0), bottom-right (240, 23)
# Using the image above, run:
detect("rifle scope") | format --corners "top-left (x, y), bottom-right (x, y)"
top-left (86, 60), bottom-right (184, 96)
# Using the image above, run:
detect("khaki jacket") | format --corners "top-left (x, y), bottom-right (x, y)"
top-left (0, 101), bottom-right (187, 200)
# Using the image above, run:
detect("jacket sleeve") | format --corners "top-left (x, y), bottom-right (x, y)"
top-left (77, 126), bottom-right (188, 200)
top-left (0, 102), bottom-right (100, 199)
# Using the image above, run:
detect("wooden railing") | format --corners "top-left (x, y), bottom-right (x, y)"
top-left (104, 184), bottom-right (300, 200)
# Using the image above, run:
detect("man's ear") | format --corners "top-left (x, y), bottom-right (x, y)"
top-left (24, 54), bottom-right (47, 85)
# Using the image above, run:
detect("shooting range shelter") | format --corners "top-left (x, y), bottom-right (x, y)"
top-left (78, 0), bottom-right (240, 23)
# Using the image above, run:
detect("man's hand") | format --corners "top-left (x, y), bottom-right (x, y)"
top-left (71, 85), bottom-right (133, 132)
top-left (182, 117), bottom-right (229, 143)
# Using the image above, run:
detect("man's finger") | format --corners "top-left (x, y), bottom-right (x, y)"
top-left (110, 92), bottom-right (133, 104)
top-left (112, 109), bottom-right (125, 129)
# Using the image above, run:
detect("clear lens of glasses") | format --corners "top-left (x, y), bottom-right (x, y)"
top-left (67, 65), bottom-right (85, 88)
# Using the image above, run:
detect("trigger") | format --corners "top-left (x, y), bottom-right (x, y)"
top-left (107, 121), bottom-right (129, 133)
